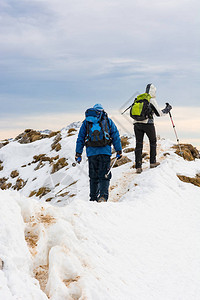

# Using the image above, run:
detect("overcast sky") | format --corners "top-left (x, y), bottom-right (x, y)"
top-left (0, 0), bottom-right (200, 144)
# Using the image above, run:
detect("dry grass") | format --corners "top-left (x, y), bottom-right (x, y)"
top-left (29, 190), bottom-right (36, 197)
top-left (38, 214), bottom-right (56, 226)
top-left (142, 152), bottom-right (148, 158)
top-left (51, 133), bottom-right (62, 151)
top-left (51, 143), bottom-right (61, 152)
top-left (67, 128), bottom-right (77, 137)
top-left (45, 197), bottom-right (53, 202)
top-left (51, 158), bottom-right (68, 174)
top-left (48, 131), bottom-right (60, 138)
top-left (36, 187), bottom-right (51, 198)
top-left (34, 265), bottom-right (49, 292)
top-left (25, 231), bottom-right (39, 256)
top-left (173, 144), bottom-right (199, 161)
top-left (120, 136), bottom-right (130, 149)
top-left (177, 174), bottom-right (200, 187)
top-left (123, 147), bottom-right (135, 153)
top-left (13, 178), bottom-right (26, 190)
top-left (63, 276), bottom-right (80, 287)
top-left (111, 156), bottom-right (131, 168)
top-left (10, 170), bottom-right (19, 178)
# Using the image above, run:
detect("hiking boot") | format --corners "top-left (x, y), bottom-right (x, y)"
top-left (98, 197), bottom-right (107, 203)
top-left (150, 162), bottom-right (160, 168)
top-left (136, 168), bottom-right (142, 174)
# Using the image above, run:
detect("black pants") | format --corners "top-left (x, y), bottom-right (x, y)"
top-left (134, 123), bottom-right (157, 168)
top-left (88, 154), bottom-right (111, 201)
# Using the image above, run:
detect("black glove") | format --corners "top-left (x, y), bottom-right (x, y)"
top-left (116, 150), bottom-right (122, 160)
top-left (162, 103), bottom-right (172, 114)
top-left (75, 153), bottom-right (82, 164)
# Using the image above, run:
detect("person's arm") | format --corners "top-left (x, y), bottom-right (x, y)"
top-left (109, 118), bottom-right (122, 153)
top-left (75, 120), bottom-right (87, 155)
top-left (150, 98), bottom-right (165, 117)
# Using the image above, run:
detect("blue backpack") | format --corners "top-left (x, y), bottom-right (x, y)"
top-left (85, 108), bottom-right (112, 147)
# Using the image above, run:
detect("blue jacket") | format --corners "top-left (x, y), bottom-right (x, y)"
top-left (76, 117), bottom-right (122, 157)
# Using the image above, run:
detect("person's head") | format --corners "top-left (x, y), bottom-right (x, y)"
top-left (93, 104), bottom-right (104, 111)
top-left (146, 83), bottom-right (156, 98)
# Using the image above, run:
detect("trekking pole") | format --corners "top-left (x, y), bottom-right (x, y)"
top-left (167, 107), bottom-right (183, 155)
top-left (121, 104), bottom-right (132, 115)
top-left (105, 157), bottom-right (118, 179)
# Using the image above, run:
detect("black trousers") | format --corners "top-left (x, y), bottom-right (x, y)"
top-left (88, 154), bottom-right (111, 201)
top-left (134, 123), bottom-right (157, 168)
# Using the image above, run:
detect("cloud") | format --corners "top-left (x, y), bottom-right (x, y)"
top-left (0, 0), bottom-right (200, 114)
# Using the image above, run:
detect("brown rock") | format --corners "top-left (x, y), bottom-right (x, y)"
top-left (123, 147), bottom-right (135, 153)
top-left (50, 155), bottom-right (59, 162)
top-left (52, 143), bottom-right (61, 152)
top-left (51, 133), bottom-right (62, 151)
top-left (31, 134), bottom-right (42, 142)
top-left (33, 154), bottom-right (46, 163)
top-left (13, 178), bottom-right (26, 190)
top-left (0, 177), bottom-right (7, 187)
top-left (29, 190), bottom-right (36, 197)
top-left (121, 136), bottom-right (130, 149)
top-left (45, 197), bottom-right (53, 202)
top-left (51, 158), bottom-right (68, 174)
top-left (0, 258), bottom-right (4, 270)
top-left (48, 131), bottom-right (60, 138)
top-left (177, 174), bottom-right (200, 187)
top-left (0, 161), bottom-right (3, 171)
top-left (67, 128), bottom-right (77, 137)
top-left (173, 144), bottom-right (199, 161)
top-left (36, 187), bottom-right (51, 198)
top-left (1, 182), bottom-right (12, 190)
top-left (68, 128), bottom-right (77, 134)
top-left (142, 152), bottom-right (148, 158)
top-left (54, 133), bottom-right (62, 144)
top-left (163, 152), bottom-right (170, 157)
top-left (15, 129), bottom-right (48, 144)
top-left (34, 161), bottom-right (45, 171)
top-left (0, 140), bottom-right (9, 149)
top-left (10, 170), bottom-right (19, 178)
top-left (112, 156), bottom-right (131, 168)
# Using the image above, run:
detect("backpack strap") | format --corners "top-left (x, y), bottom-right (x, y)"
top-left (104, 113), bottom-right (111, 132)
top-left (104, 113), bottom-right (112, 144)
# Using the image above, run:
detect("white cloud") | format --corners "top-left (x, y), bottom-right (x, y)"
top-left (0, 0), bottom-right (200, 111)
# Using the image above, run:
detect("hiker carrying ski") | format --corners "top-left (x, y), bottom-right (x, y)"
top-left (131, 84), bottom-right (172, 173)
top-left (75, 104), bottom-right (122, 202)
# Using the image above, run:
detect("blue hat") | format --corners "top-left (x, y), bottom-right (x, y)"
top-left (93, 103), bottom-right (104, 111)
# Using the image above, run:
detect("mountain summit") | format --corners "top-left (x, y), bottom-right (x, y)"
top-left (0, 125), bottom-right (200, 299)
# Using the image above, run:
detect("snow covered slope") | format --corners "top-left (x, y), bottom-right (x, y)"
top-left (0, 126), bottom-right (200, 300)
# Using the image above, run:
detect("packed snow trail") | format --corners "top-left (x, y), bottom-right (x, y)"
top-left (109, 138), bottom-right (169, 202)
top-left (1, 147), bottom-right (200, 299)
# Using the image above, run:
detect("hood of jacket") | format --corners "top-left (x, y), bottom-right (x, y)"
top-left (93, 103), bottom-right (104, 111)
top-left (146, 83), bottom-right (156, 98)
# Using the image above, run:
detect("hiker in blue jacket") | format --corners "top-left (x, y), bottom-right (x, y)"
top-left (75, 104), bottom-right (122, 202)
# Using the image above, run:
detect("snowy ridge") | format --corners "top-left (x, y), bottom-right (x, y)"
top-left (0, 127), bottom-right (200, 299)
top-left (61, 121), bottom-right (82, 134)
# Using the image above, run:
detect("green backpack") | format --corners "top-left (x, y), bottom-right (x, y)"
top-left (130, 93), bottom-right (152, 121)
